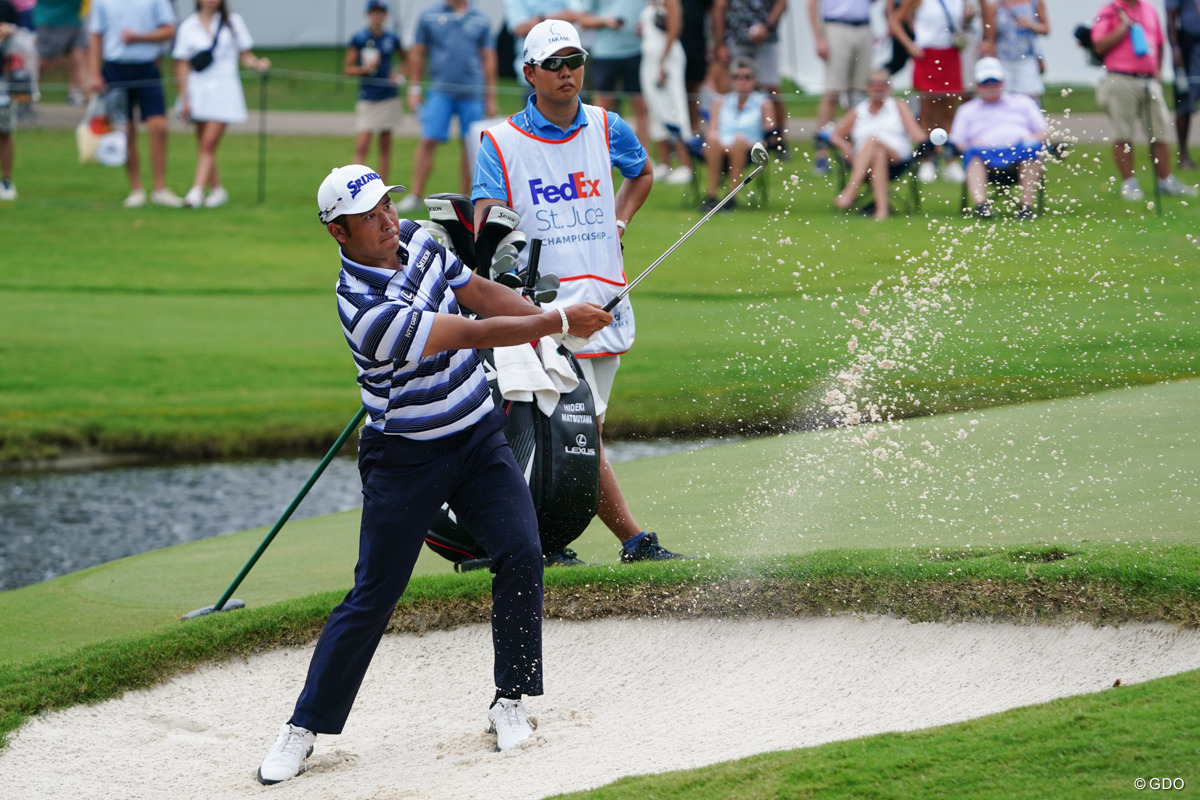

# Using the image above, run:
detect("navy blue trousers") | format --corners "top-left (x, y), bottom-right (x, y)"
top-left (290, 408), bottom-right (544, 735)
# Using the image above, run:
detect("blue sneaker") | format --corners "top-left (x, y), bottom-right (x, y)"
top-left (620, 532), bottom-right (690, 563)
top-left (813, 154), bottom-right (830, 176)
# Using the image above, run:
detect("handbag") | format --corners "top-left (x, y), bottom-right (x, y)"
top-left (188, 14), bottom-right (223, 72)
top-left (935, 0), bottom-right (968, 50)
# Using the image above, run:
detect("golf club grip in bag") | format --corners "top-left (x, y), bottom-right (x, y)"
top-left (424, 348), bottom-right (600, 569)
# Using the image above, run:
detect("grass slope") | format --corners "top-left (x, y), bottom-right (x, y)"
top-left (1, 131), bottom-right (1197, 461)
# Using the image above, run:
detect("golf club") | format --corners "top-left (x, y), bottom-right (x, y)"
top-left (603, 141), bottom-right (769, 313)
top-left (1144, 79), bottom-right (1163, 217)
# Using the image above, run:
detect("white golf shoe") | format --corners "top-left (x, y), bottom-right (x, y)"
top-left (488, 698), bottom-right (534, 751)
top-left (1120, 177), bottom-right (1144, 201)
top-left (183, 186), bottom-right (204, 208)
top-left (665, 165), bottom-right (693, 185)
top-left (257, 723), bottom-right (316, 785)
top-left (203, 186), bottom-right (229, 207)
top-left (1158, 175), bottom-right (1199, 197)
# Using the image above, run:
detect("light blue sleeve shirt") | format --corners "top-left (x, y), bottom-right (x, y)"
top-left (88, 0), bottom-right (176, 64)
top-left (567, 0), bottom-right (644, 58)
top-left (504, 0), bottom-right (566, 79)
top-left (472, 98), bottom-right (648, 203)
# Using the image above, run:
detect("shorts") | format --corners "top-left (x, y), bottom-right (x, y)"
top-left (420, 90), bottom-right (484, 142)
top-left (36, 25), bottom-right (88, 60)
top-left (1173, 29), bottom-right (1200, 113)
top-left (1097, 72), bottom-right (1170, 142)
top-left (355, 97), bottom-right (402, 133)
top-left (961, 142), bottom-right (1044, 169)
top-left (999, 55), bottom-right (1043, 98)
top-left (912, 47), bottom-right (963, 94)
top-left (727, 40), bottom-right (781, 88)
top-left (575, 354), bottom-right (620, 423)
top-left (823, 22), bottom-right (874, 94)
top-left (101, 62), bottom-right (167, 121)
top-left (589, 54), bottom-right (643, 96)
top-left (0, 81), bottom-right (14, 134)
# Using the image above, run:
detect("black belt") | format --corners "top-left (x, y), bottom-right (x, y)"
top-left (824, 19), bottom-right (871, 26)
top-left (1109, 70), bottom-right (1155, 79)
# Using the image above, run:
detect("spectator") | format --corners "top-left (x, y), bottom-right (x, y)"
top-left (173, 0), bottom-right (269, 209)
top-left (399, 0), bottom-right (498, 211)
top-left (829, 68), bottom-right (928, 219)
top-left (1167, 0), bottom-right (1200, 168)
top-left (35, 0), bottom-right (90, 105)
top-left (474, 20), bottom-right (690, 565)
top-left (680, 0), bottom-right (712, 134)
top-left (979, 0), bottom-right (1049, 104)
top-left (503, 0), bottom-right (576, 93)
top-left (10, 0), bottom-right (30, 30)
top-left (890, 0), bottom-right (973, 184)
top-left (0, 0), bottom-right (17, 201)
top-left (641, 0), bottom-right (695, 183)
top-left (570, 0), bottom-right (650, 147)
top-left (88, 0), bottom-right (184, 207)
top-left (713, 0), bottom-right (789, 158)
top-left (702, 56), bottom-right (773, 210)
top-left (1093, 0), bottom-right (1198, 200)
top-left (345, 0), bottom-right (404, 183)
top-left (808, 0), bottom-right (878, 175)
top-left (947, 57), bottom-right (1046, 217)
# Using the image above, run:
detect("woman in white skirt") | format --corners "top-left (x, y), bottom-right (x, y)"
top-left (172, 0), bottom-right (269, 208)
top-left (639, 0), bottom-right (694, 184)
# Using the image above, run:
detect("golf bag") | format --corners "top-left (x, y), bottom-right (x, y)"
top-left (423, 347), bottom-right (601, 570)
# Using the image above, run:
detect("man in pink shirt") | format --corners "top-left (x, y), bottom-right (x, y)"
top-left (1092, 0), bottom-right (1197, 200)
top-left (948, 57), bottom-right (1047, 218)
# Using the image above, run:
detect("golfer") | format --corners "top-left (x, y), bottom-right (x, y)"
top-left (473, 20), bottom-right (688, 565)
top-left (256, 164), bottom-right (612, 785)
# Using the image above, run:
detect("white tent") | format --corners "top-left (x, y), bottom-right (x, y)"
top-left (232, 1), bottom-right (1158, 90)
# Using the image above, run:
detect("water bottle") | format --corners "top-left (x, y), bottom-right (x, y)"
top-left (1129, 22), bottom-right (1149, 58)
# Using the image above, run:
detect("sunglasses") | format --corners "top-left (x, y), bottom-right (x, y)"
top-left (536, 53), bottom-right (587, 71)
top-left (733, 72), bottom-right (755, 80)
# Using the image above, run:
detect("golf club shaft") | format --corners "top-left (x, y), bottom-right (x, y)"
top-left (602, 161), bottom-right (767, 313)
top-left (1145, 80), bottom-right (1162, 217)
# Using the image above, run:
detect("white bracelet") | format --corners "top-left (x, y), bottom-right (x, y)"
top-left (615, 219), bottom-right (627, 231)
top-left (557, 307), bottom-right (569, 335)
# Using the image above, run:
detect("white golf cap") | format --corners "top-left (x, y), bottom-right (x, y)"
top-left (317, 164), bottom-right (405, 224)
top-left (974, 57), bottom-right (1006, 84)
top-left (523, 19), bottom-right (587, 64)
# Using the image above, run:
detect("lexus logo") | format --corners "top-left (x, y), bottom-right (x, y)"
top-left (575, 434), bottom-right (587, 448)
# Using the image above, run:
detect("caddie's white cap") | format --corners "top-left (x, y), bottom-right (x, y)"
top-left (523, 19), bottom-right (587, 64)
top-left (316, 164), bottom-right (405, 224)
top-left (974, 57), bottom-right (1006, 84)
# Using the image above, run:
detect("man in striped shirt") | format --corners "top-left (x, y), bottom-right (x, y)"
top-left (257, 164), bottom-right (612, 786)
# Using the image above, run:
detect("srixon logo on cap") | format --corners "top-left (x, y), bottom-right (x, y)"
top-left (347, 171), bottom-right (382, 199)
top-left (529, 172), bottom-right (603, 205)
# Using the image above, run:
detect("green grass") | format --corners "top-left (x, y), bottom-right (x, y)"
top-left (2, 127), bottom-right (1197, 462)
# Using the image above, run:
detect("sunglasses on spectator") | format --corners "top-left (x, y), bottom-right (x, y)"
top-left (535, 53), bottom-right (588, 71)
top-left (733, 72), bottom-right (755, 80)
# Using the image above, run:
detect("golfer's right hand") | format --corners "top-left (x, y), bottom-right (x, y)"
top-left (564, 303), bottom-right (612, 339)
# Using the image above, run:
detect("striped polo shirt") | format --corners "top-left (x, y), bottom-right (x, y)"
top-left (335, 221), bottom-right (493, 440)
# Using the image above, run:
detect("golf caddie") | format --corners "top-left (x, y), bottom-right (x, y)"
top-left (256, 164), bottom-right (612, 785)
top-left (473, 20), bottom-right (689, 565)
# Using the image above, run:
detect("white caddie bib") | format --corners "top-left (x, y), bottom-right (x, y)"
top-left (484, 104), bottom-right (635, 357)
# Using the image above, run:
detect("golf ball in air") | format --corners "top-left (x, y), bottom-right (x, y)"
top-left (930, 128), bottom-right (948, 146)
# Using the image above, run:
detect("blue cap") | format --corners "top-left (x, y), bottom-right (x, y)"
top-left (366, 0), bottom-right (388, 12)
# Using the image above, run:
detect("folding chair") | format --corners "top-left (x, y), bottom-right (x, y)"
top-left (683, 134), bottom-right (770, 210)
top-left (832, 154), bottom-right (922, 215)
top-left (958, 147), bottom-right (1047, 216)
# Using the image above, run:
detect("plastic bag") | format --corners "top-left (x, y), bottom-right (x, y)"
top-left (76, 95), bottom-right (125, 166)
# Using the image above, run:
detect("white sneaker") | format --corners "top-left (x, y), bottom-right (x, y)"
top-left (203, 186), bottom-right (229, 207)
top-left (941, 159), bottom-right (965, 184)
top-left (1158, 174), bottom-right (1199, 197)
top-left (124, 189), bottom-right (148, 208)
top-left (396, 193), bottom-right (422, 212)
top-left (488, 698), bottom-right (534, 751)
top-left (665, 165), bottom-right (693, 185)
top-left (183, 186), bottom-right (204, 208)
top-left (257, 723), bottom-right (316, 785)
top-left (652, 162), bottom-right (670, 181)
top-left (151, 188), bottom-right (185, 208)
top-left (1120, 177), bottom-right (1144, 201)
top-left (0, 179), bottom-right (16, 201)
top-left (917, 160), bottom-right (937, 184)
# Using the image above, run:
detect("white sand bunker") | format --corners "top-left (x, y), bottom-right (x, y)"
top-left (6, 616), bottom-right (1200, 800)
